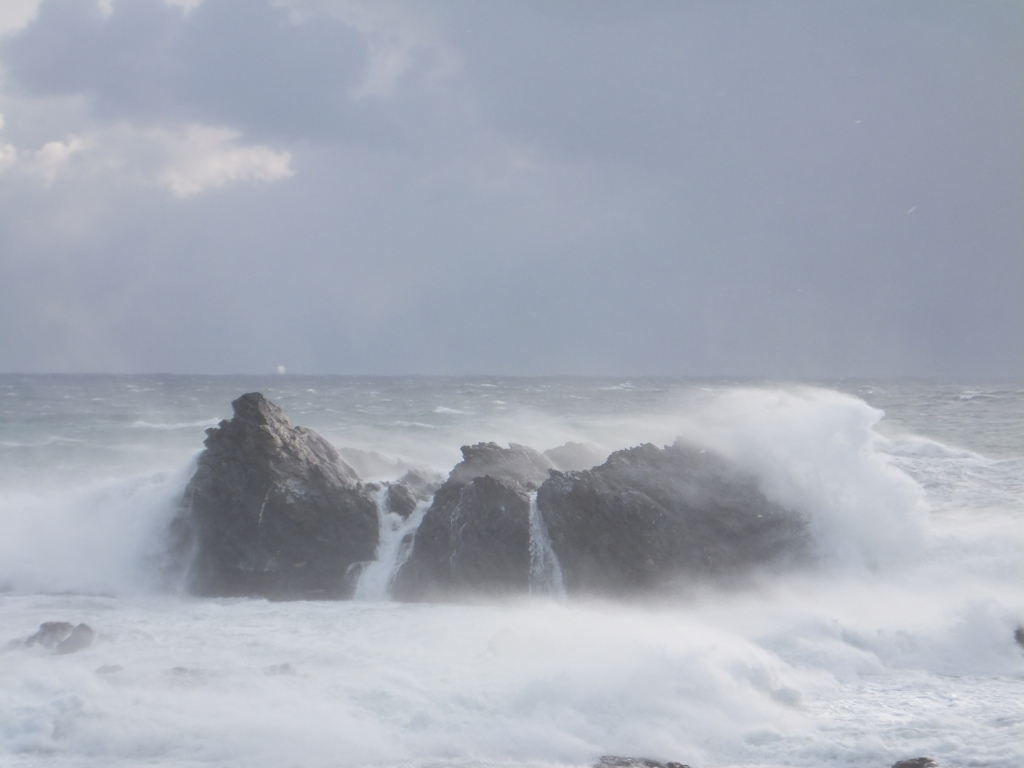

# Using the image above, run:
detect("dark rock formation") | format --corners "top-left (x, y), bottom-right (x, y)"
top-left (446, 441), bottom-right (553, 487)
top-left (386, 469), bottom-right (443, 518)
top-left (537, 441), bottom-right (809, 595)
top-left (169, 392), bottom-right (379, 599)
top-left (22, 622), bottom-right (95, 654)
top-left (391, 443), bottom-right (552, 600)
top-left (25, 621), bottom-right (75, 649)
top-left (892, 759), bottom-right (937, 768)
top-left (165, 394), bottom-right (812, 602)
top-left (1014, 625), bottom-right (1024, 649)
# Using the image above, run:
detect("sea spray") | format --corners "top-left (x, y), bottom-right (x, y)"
top-left (673, 387), bottom-right (929, 572)
top-left (2, 376), bottom-right (1022, 768)
top-left (528, 492), bottom-right (566, 596)
top-left (0, 464), bottom-right (191, 594)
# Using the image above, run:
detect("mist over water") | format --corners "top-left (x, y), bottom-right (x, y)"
top-left (0, 375), bottom-right (1021, 768)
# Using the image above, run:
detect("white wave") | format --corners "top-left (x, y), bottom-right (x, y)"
top-left (880, 434), bottom-right (979, 459)
top-left (671, 387), bottom-right (929, 572)
top-left (0, 462), bottom-right (193, 594)
top-left (131, 419), bottom-right (221, 430)
top-left (1, 588), bottom-right (1020, 768)
top-left (0, 436), bottom-right (87, 448)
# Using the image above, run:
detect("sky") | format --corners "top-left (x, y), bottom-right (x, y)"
top-left (0, 0), bottom-right (1021, 377)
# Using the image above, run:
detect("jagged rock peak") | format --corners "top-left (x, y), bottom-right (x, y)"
top-left (168, 392), bottom-right (378, 600)
top-left (448, 441), bottom-right (554, 489)
top-left (204, 392), bottom-right (360, 486)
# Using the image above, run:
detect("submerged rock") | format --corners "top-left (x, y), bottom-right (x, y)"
top-left (22, 622), bottom-right (95, 654)
top-left (391, 443), bottom-right (552, 600)
top-left (892, 759), bottom-right (938, 768)
top-left (538, 441), bottom-right (809, 595)
top-left (25, 621), bottom-right (75, 649)
top-left (168, 392), bottom-right (379, 599)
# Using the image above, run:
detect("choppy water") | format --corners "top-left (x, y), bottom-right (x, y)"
top-left (1, 375), bottom-right (1021, 768)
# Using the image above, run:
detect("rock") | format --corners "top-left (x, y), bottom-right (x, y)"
top-left (447, 441), bottom-right (554, 488)
top-left (55, 623), bottom-right (95, 654)
top-left (386, 469), bottom-right (442, 518)
top-left (25, 621), bottom-right (75, 649)
top-left (1014, 625), bottom-right (1024, 649)
top-left (384, 482), bottom-right (419, 519)
top-left (892, 759), bottom-right (937, 768)
top-left (168, 392), bottom-right (379, 600)
top-left (545, 441), bottom-right (607, 471)
top-left (537, 441), bottom-right (809, 595)
top-left (22, 622), bottom-right (95, 654)
top-left (596, 756), bottom-right (690, 768)
top-left (391, 443), bottom-right (551, 600)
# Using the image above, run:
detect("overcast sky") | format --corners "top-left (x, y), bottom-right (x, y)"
top-left (0, 0), bottom-right (1021, 377)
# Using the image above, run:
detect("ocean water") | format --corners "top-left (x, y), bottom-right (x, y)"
top-left (0, 375), bottom-right (1021, 768)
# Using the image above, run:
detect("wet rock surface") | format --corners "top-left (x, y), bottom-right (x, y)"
top-left (168, 392), bottom-right (379, 599)
top-left (19, 621), bottom-right (95, 654)
top-left (25, 621), bottom-right (75, 649)
top-left (169, 395), bottom-right (811, 601)
top-left (537, 441), bottom-right (809, 595)
top-left (391, 443), bottom-right (551, 600)
top-left (386, 469), bottom-right (442, 518)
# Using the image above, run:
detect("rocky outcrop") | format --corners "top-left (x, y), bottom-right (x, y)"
top-left (391, 443), bottom-right (553, 600)
top-left (167, 394), bottom-right (811, 602)
top-left (385, 469), bottom-right (443, 518)
top-left (169, 393), bottom-right (379, 600)
top-left (18, 621), bottom-right (96, 654)
top-left (537, 441), bottom-right (809, 595)
top-left (892, 759), bottom-right (937, 768)
top-left (25, 621), bottom-right (75, 649)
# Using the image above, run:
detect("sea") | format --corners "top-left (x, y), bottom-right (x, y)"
top-left (0, 375), bottom-right (1021, 768)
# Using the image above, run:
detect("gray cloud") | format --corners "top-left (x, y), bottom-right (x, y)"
top-left (0, 0), bottom-right (1021, 377)
top-left (3, 0), bottom-right (396, 144)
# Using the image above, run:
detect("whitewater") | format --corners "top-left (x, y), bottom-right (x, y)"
top-left (1, 375), bottom-right (1021, 768)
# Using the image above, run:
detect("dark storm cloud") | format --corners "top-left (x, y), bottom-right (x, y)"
top-left (3, 0), bottom-right (396, 144)
top-left (0, 0), bottom-right (1021, 376)
top-left (426, 1), bottom-right (1024, 375)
